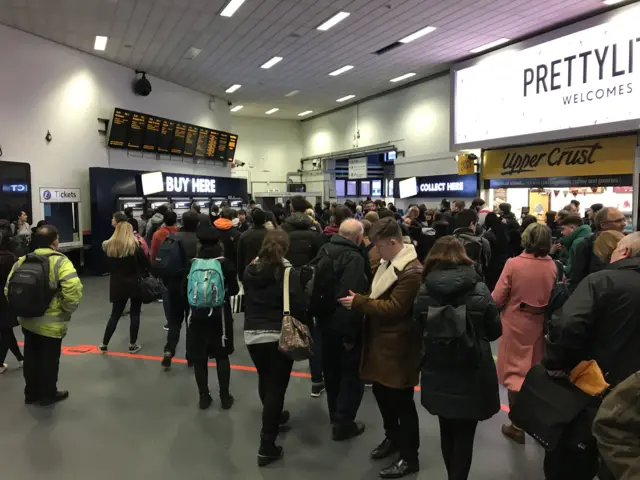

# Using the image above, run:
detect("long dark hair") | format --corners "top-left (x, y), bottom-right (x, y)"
top-left (422, 236), bottom-right (473, 280)
top-left (257, 230), bottom-right (289, 274)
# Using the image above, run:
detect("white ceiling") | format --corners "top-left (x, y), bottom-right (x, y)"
top-left (0, 0), bottom-right (613, 119)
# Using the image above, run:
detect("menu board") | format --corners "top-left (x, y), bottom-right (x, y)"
top-left (157, 119), bottom-right (175, 153)
top-left (127, 113), bottom-right (147, 150)
top-left (108, 108), bottom-right (131, 148)
top-left (143, 116), bottom-right (162, 152)
top-left (171, 123), bottom-right (187, 155)
top-left (107, 108), bottom-right (238, 161)
top-left (347, 181), bottom-right (357, 196)
top-left (184, 125), bottom-right (199, 156)
top-left (195, 128), bottom-right (210, 158)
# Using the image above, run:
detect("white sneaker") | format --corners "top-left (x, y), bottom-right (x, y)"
top-left (0, 363), bottom-right (8, 374)
top-left (129, 344), bottom-right (142, 354)
top-left (18, 361), bottom-right (23, 368)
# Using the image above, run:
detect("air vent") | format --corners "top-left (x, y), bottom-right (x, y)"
top-left (374, 41), bottom-right (402, 55)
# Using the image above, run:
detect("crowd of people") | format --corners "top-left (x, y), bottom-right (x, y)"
top-left (1, 193), bottom-right (639, 479)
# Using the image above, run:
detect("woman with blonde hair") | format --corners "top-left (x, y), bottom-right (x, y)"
top-left (492, 222), bottom-right (558, 444)
top-left (594, 230), bottom-right (625, 264)
top-left (99, 221), bottom-right (150, 353)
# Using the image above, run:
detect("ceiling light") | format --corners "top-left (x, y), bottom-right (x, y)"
top-left (261, 56), bottom-right (283, 69)
top-left (469, 38), bottom-right (510, 53)
top-left (399, 26), bottom-right (436, 44)
top-left (220, 0), bottom-right (246, 17)
top-left (298, 110), bottom-right (313, 116)
top-left (336, 95), bottom-right (355, 103)
top-left (265, 108), bottom-right (279, 114)
top-left (225, 84), bottom-right (242, 93)
top-left (230, 105), bottom-right (243, 112)
top-left (94, 35), bottom-right (108, 51)
top-left (390, 72), bottom-right (416, 83)
top-left (317, 11), bottom-right (350, 31)
top-left (329, 65), bottom-right (354, 76)
top-left (603, 0), bottom-right (625, 4)
top-left (183, 47), bottom-right (202, 60)
top-left (285, 90), bottom-right (300, 97)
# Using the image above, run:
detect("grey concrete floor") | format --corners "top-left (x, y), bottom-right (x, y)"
top-left (0, 276), bottom-right (547, 480)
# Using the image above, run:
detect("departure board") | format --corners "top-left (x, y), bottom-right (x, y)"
top-left (184, 125), bottom-right (199, 156)
top-left (143, 116), bottom-right (162, 152)
top-left (206, 130), bottom-right (219, 159)
top-left (227, 134), bottom-right (238, 162)
top-left (157, 119), bottom-right (175, 153)
top-left (108, 108), bottom-right (131, 148)
top-left (127, 112), bottom-right (147, 150)
top-left (107, 108), bottom-right (239, 162)
top-left (216, 132), bottom-right (229, 161)
top-left (171, 123), bottom-right (187, 155)
top-left (195, 128), bottom-right (210, 158)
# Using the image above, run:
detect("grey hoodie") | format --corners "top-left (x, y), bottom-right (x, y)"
top-left (144, 212), bottom-right (165, 245)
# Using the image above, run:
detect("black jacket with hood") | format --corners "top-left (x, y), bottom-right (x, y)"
top-left (237, 225), bottom-right (267, 275)
top-left (415, 265), bottom-right (502, 421)
top-left (317, 235), bottom-right (369, 344)
top-left (544, 256), bottom-right (640, 387)
top-left (280, 212), bottom-right (323, 267)
top-left (213, 218), bottom-right (240, 268)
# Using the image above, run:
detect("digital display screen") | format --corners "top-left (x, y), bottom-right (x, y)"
top-left (184, 125), bottom-right (199, 156)
top-left (127, 112), bottom-right (147, 150)
top-left (360, 181), bottom-right (371, 196)
top-left (206, 130), bottom-right (219, 159)
top-left (171, 123), bottom-right (187, 155)
top-left (385, 151), bottom-right (396, 162)
top-left (372, 179), bottom-right (382, 197)
top-left (227, 134), bottom-right (238, 162)
top-left (141, 171), bottom-right (164, 196)
top-left (2, 183), bottom-right (28, 193)
top-left (216, 132), bottom-right (229, 161)
top-left (335, 179), bottom-right (345, 197)
top-left (387, 179), bottom-right (394, 198)
top-left (195, 128), bottom-right (210, 158)
top-left (399, 177), bottom-right (418, 199)
top-left (347, 181), bottom-right (357, 196)
top-left (108, 108), bottom-right (131, 148)
top-left (143, 116), bottom-right (162, 152)
top-left (157, 119), bottom-right (175, 153)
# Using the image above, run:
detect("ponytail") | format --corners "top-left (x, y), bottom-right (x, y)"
top-left (257, 229), bottom-right (289, 274)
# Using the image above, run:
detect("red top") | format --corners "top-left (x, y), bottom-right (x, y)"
top-left (150, 225), bottom-right (179, 262)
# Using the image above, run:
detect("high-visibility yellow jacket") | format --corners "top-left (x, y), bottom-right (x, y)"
top-left (4, 248), bottom-right (83, 339)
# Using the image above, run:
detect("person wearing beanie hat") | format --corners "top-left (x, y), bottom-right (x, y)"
top-left (186, 223), bottom-right (239, 410)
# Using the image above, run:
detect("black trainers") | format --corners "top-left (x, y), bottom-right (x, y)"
top-left (370, 438), bottom-right (397, 460)
top-left (40, 390), bottom-right (69, 406)
top-left (220, 394), bottom-right (235, 410)
top-left (257, 444), bottom-right (283, 467)
top-left (199, 393), bottom-right (213, 410)
top-left (379, 458), bottom-right (419, 479)
top-left (279, 410), bottom-right (291, 425)
top-left (311, 382), bottom-right (325, 398)
top-left (332, 421), bottom-right (366, 441)
top-left (128, 344), bottom-right (142, 354)
top-left (98, 344), bottom-right (108, 354)
top-left (161, 352), bottom-right (172, 369)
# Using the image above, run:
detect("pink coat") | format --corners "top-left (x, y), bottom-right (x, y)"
top-left (492, 253), bottom-right (558, 391)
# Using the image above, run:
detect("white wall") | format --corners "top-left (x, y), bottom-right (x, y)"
top-left (0, 24), bottom-right (231, 228)
top-left (230, 117), bottom-right (302, 194)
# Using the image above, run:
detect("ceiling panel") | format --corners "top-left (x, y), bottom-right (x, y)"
top-left (0, 0), bottom-right (612, 118)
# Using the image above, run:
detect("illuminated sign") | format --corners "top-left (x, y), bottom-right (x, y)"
top-left (2, 184), bottom-right (28, 193)
top-left (394, 174), bottom-right (478, 198)
top-left (164, 176), bottom-right (216, 194)
top-left (40, 187), bottom-right (80, 203)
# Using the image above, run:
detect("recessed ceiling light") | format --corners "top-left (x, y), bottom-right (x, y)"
top-left (265, 108), bottom-right (279, 114)
top-left (261, 56), bottom-right (283, 69)
top-left (390, 72), bottom-right (416, 83)
top-left (317, 11), bottom-right (350, 31)
top-left (94, 35), bottom-right (108, 51)
top-left (230, 105), bottom-right (243, 112)
top-left (183, 47), bottom-right (202, 60)
top-left (225, 84), bottom-right (242, 93)
top-left (220, 0), bottom-right (246, 17)
top-left (285, 90), bottom-right (300, 97)
top-left (469, 38), bottom-right (510, 53)
top-left (336, 95), bottom-right (355, 103)
top-left (329, 65), bottom-right (354, 76)
top-left (603, 0), bottom-right (625, 4)
top-left (399, 26), bottom-right (436, 44)
top-left (298, 110), bottom-right (313, 116)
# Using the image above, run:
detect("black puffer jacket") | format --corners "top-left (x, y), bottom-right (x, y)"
top-left (415, 265), bottom-right (502, 421)
top-left (0, 249), bottom-right (18, 329)
top-left (280, 213), bottom-right (323, 267)
top-left (544, 256), bottom-right (640, 387)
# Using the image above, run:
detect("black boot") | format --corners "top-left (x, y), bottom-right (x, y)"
top-left (379, 458), bottom-right (419, 479)
top-left (220, 394), bottom-right (234, 410)
top-left (40, 391), bottom-right (69, 406)
top-left (257, 442), bottom-right (283, 467)
top-left (370, 438), bottom-right (397, 460)
top-left (199, 393), bottom-right (212, 410)
top-left (332, 421), bottom-right (365, 441)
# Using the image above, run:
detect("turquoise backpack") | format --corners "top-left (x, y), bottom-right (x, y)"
top-left (187, 258), bottom-right (225, 309)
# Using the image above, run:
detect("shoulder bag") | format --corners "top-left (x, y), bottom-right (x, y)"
top-left (134, 250), bottom-right (165, 304)
top-left (278, 267), bottom-right (313, 361)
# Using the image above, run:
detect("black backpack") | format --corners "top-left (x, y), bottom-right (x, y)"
top-left (307, 245), bottom-right (337, 317)
top-left (153, 233), bottom-right (185, 278)
top-left (545, 260), bottom-right (570, 334)
top-left (422, 297), bottom-right (481, 371)
top-left (455, 233), bottom-right (489, 279)
top-left (7, 253), bottom-right (62, 317)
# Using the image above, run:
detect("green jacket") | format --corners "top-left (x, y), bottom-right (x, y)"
top-left (561, 224), bottom-right (592, 278)
top-left (4, 248), bottom-right (83, 339)
top-left (593, 371), bottom-right (640, 480)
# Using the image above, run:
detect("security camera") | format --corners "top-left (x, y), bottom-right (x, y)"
top-left (234, 160), bottom-right (246, 167)
top-left (133, 70), bottom-right (152, 96)
top-left (227, 101), bottom-right (232, 106)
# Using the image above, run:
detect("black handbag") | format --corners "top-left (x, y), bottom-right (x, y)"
top-left (133, 252), bottom-right (165, 304)
top-left (510, 364), bottom-right (600, 452)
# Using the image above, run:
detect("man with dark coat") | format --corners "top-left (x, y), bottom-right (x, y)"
top-left (316, 219), bottom-right (369, 441)
top-left (213, 208), bottom-right (241, 268)
top-left (543, 232), bottom-right (640, 480)
top-left (237, 208), bottom-right (267, 275)
top-left (339, 218), bottom-right (423, 479)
